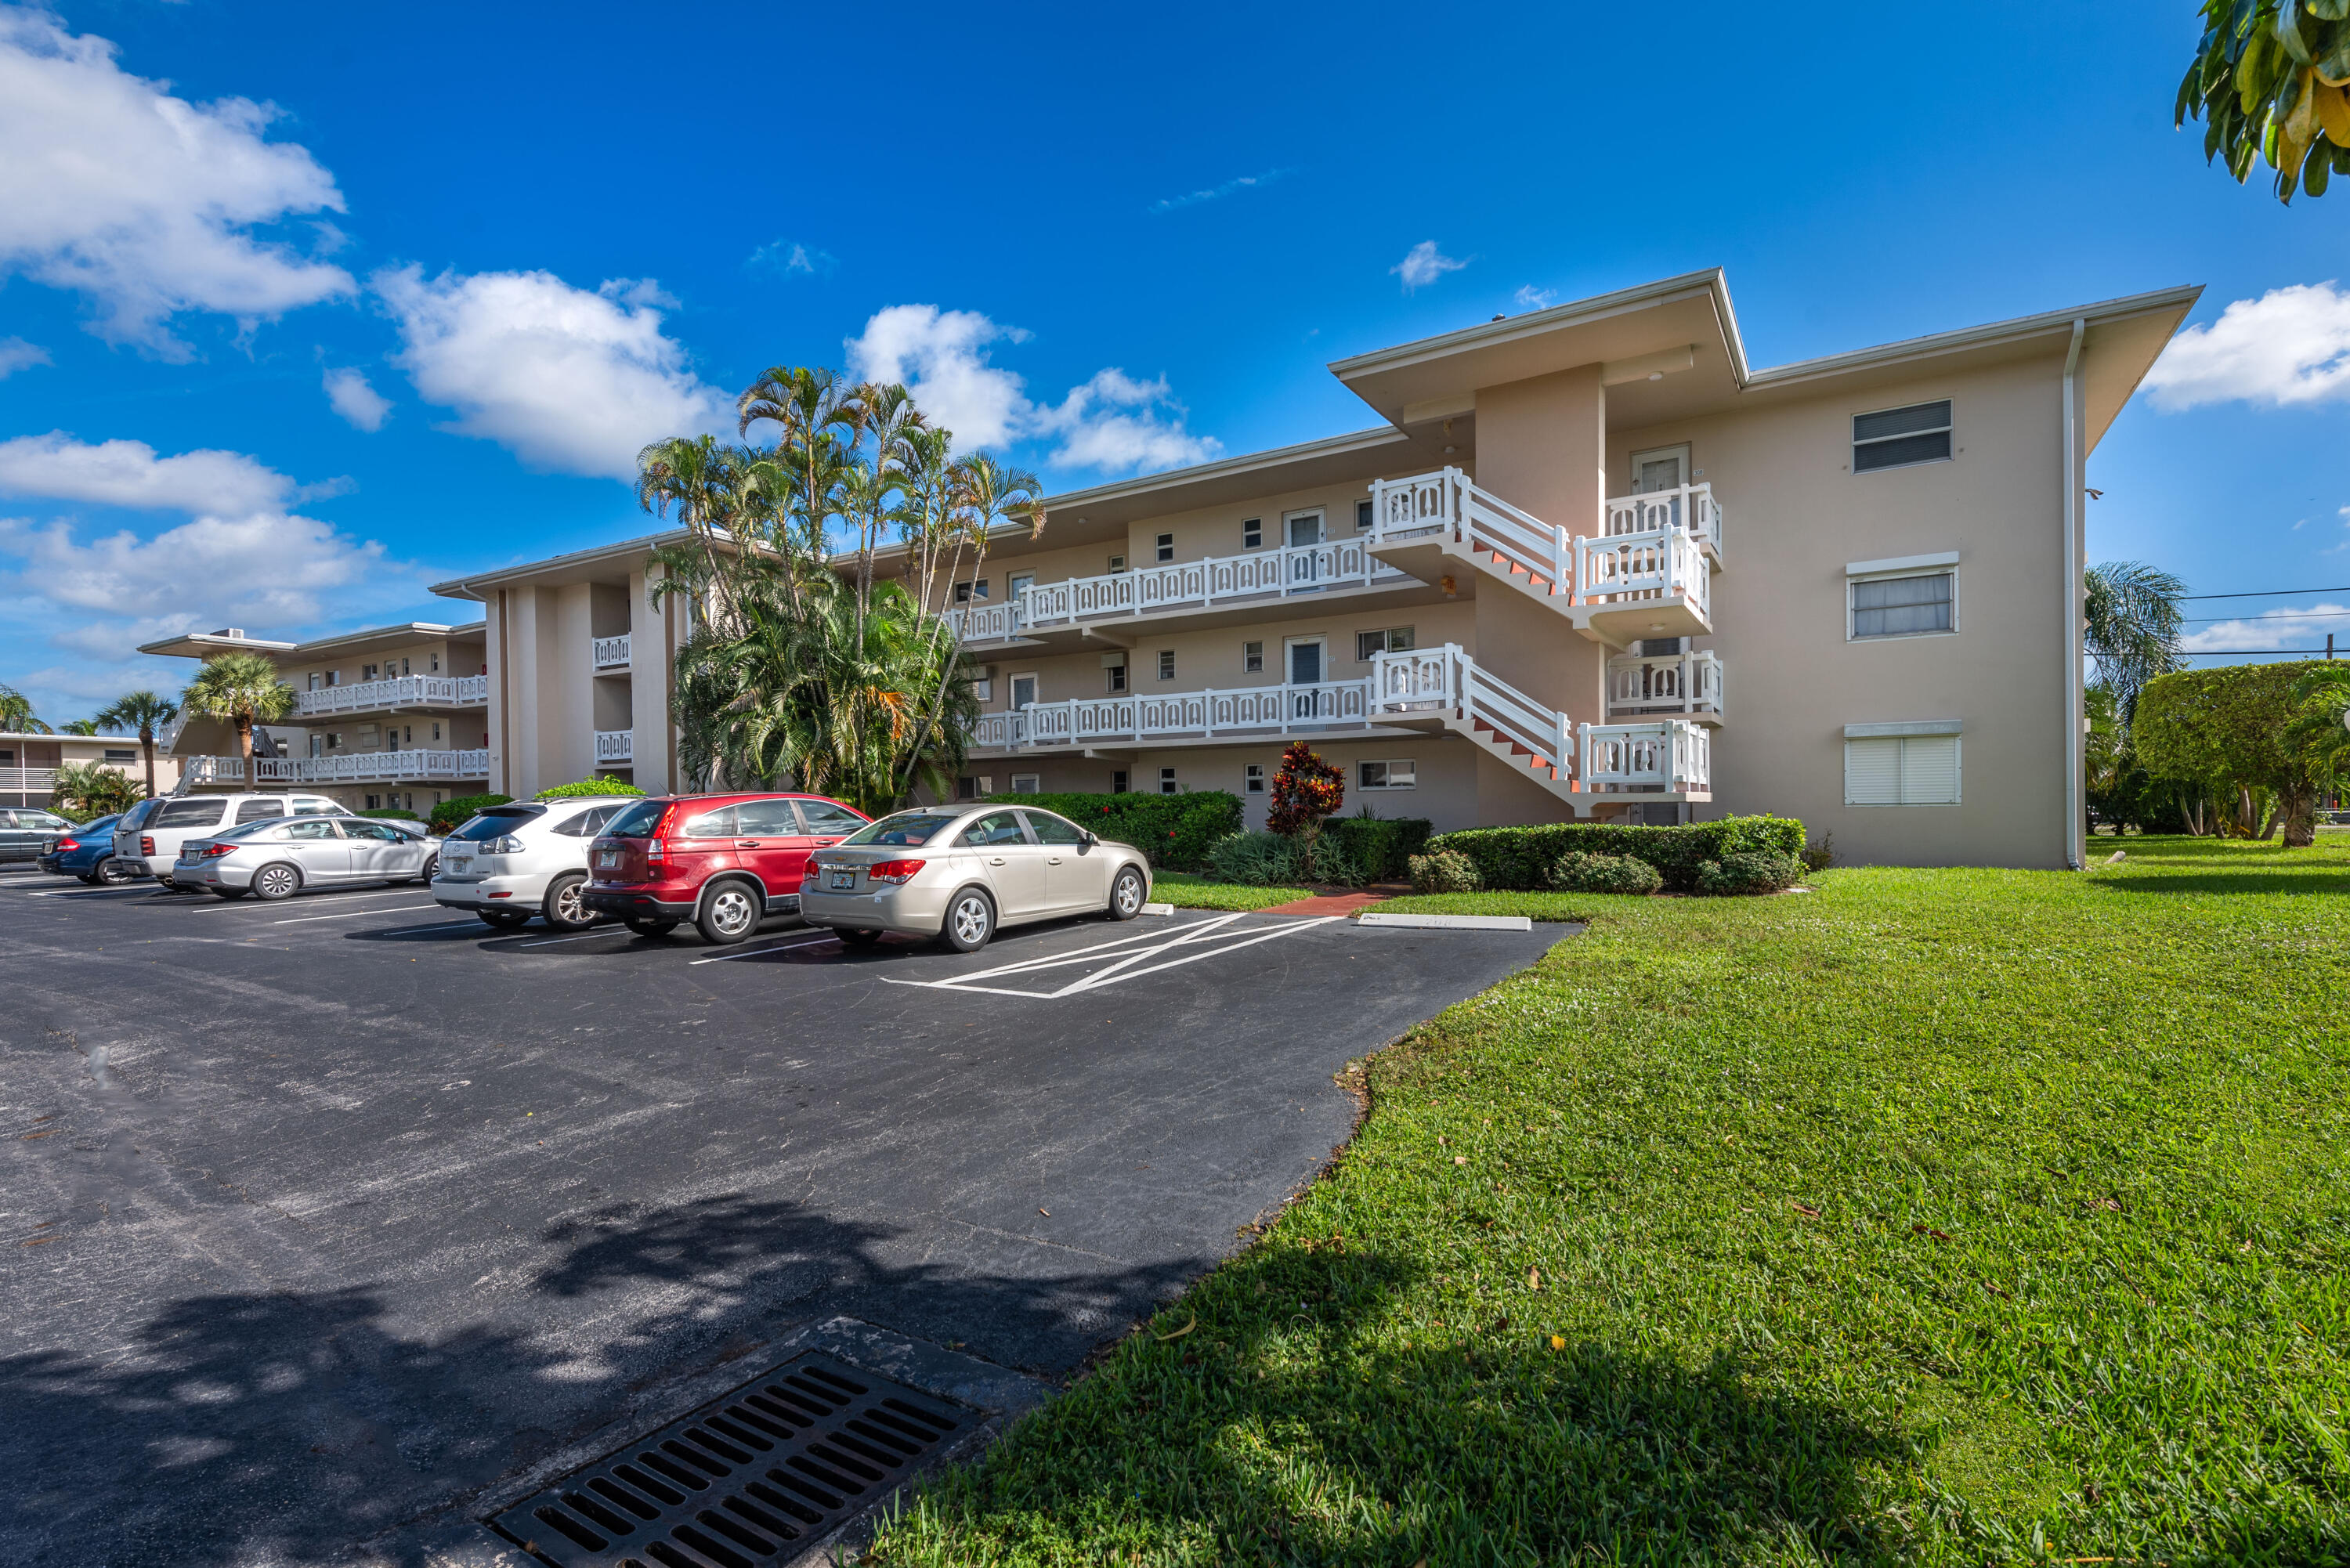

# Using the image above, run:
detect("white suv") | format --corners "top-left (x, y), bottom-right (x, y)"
top-left (431, 797), bottom-right (634, 930)
top-left (115, 792), bottom-right (350, 888)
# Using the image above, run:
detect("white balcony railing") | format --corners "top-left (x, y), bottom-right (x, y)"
top-left (1577, 529), bottom-right (1711, 619)
top-left (1607, 650), bottom-right (1725, 719)
top-left (971, 678), bottom-right (1380, 750)
top-left (592, 634), bottom-right (632, 670)
top-left (1603, 482), bottom-right (1724, 558)
top-left (291, 674), bottom-right (489, 717)
top-left (1366, 468), bottom-right (1571, 594)
top-left (2, 766), bottom-right (60, 795)
top-left (1580, 721), bottom-right (1711, 795)
top-left (948, 540), bottom-right (1412, 644)
top-left (595, 729), bottom-right (634, 764)
top-left (183, 750), bottom-right (490, 786)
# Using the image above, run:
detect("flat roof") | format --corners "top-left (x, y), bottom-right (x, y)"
top-left (140, 621), bottom-right (486, 661)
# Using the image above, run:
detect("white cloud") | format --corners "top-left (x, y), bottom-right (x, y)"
top-left (1513, 284), bottom-right (1558, 311)
top-left (843, 305), bottom-right (1220, 475)
top-left (1149, 168), bottom-right (1293, 215)
top-left (1392, 240), bottom-right (1468, 292)
top-left (49, 614), bottom-right (204, 660)
top-left (374, 265), bottom-right (731, 480)
top-left (2181, 602), bottom-right (2350, 652)
top-left (2144, 282), bottom-right (2350, 410)
top-left (0, 6), bottom-right (354, 354)
top-left (0, 337), bottom-right (50, 378)
top-left (0, 432), bottom-right (309, 515)
top-left (323, 366), bottom-right (390, 432)
top-left (0, 511), bottom-right (389, 625)
top-left (747, 240), bottom-right (835, 277)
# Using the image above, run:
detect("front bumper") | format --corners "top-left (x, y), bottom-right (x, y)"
top-left (798, 881), bottom-right (953, 937)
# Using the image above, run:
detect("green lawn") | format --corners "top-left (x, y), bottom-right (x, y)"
top-left (873, 837), bottom-right (2350, 1566)
top-left (1153, 870), bottom-right (1314, 911)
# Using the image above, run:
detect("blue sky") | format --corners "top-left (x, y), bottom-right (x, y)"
top-left (2, 0), bottom-right (2348, 723)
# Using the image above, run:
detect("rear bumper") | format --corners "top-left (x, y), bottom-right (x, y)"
top-left (580, 888), bottom-right (699, 919)
top-left (799, 883), bottom-right (951, 937)
top-left (35, 854), bottom-right (85, 876)
top-left (178, 860), bottom-right (251, 890)
top-left (432, 872), bottom-right (551, 912)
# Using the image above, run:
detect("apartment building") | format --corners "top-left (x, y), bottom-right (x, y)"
top-left (2, 731), bottom-right (182, 809)
top-left (143, 622), bottom-right (492, 813)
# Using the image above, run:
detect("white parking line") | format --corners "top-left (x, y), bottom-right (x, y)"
top-left (879, 912), bottom-right (1341, 999)
top-left (686, 934), bottom-right (839, 965)
top-left (268, 903), bottom-right (439, 926)
top-left (24, 886), bottom-right (154, 898)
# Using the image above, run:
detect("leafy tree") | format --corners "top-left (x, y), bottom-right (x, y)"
top-left (2135, 660), bottom-right (2327, 844)
top-left (181, 652), bottom-right (294, 768)
top-left (96, 690), bottom-right (179, 799)
top-left (62, 718), bottom-right (99, 735)
top-left (2084, 561), bottom-right (2186, 726)
top-left (1267, 741), bottom-right (1346, 837)
top-left (2177, 0), bottom-right (2350, 203)
top-left (0, 682), bottom-right (53, 733)
top-left (2286, 662), bottom-right (2350, 791)
top-left (52, 762), bottom-right (142, 819)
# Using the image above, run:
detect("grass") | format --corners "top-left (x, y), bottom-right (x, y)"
top-left (1154, 870), bottom-right (1316, 911)
top-left (872, 836), bottom-right (2350, 1566)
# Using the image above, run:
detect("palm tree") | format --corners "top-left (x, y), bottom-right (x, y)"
top-left (52, 761), bottom-right (141, 820)
top-left (182, 652), bottom-right (293, 770)
top-left (736, 365), bottom-right (864, 565)
top-left (96, 690), bottom-right (180, 799)
top-left (0, 682), bottom-right (53, 734)
top-left (2084, 560), bottom-right (2186, 726)
top-left (62, 718), bottom-right (99, 735)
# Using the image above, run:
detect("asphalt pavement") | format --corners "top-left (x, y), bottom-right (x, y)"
top-left (0, 868), bottom-right (1570, 1566)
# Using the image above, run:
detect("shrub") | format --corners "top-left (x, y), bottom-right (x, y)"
top-left (1408, 850), bottom-right (1484, 894)
top-left (536, 776), bottom-right (646, 800)
top-left (1306, 834), bottom-right (1363, 887)
top-left (1549, 851), bottom-right (1662, 895)
top-left (1267, 741), bottom-right (1344, 836)
top-left (430, 793), bottom-right (512, 834)
top-left (1694, 851), bottom-right (1805, 896)
top-left (1423, 815), bottom-right (1806, 893)
top-left (1799, 832), bottom-right (1836, 874)
top-left (986, 789), bottom-right (1244, 871)
top-left (1206, 830), bottom-right (1301, 887)
top-left (1320, 813), bottom-right (1434, 881)
top-left (357, 807), bottom-right (421, 822)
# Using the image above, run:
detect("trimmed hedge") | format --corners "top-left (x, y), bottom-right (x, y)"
top-left (1425, 815), bottom-right (1806, 894)
top-left (1408, 850), bottom-right (1484, 894)
top-left (430, 793), bottom-right (513, 834)
top-left (1320, 814), bottom-right (1434, 881)
top-left (537, 776), bottom-right (646, 800)
top-left (1550, 851), bottom-right (1662, 895)
top-left (1697, 851), bottom-right (1804, 896)
top-left (986, 790), bottom-right (1245, 871)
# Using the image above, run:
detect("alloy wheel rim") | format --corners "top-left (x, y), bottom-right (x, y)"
top-left (260, 867), bottom-right (295, 897)
top-left (954, 896), bottom-right (989, 944)
top-left (555, 881), bottom-right (585, 923)
top-left (1116, 873), bottom-right (1142, 913)
top-left (714, 889), bottom-right (753, 933)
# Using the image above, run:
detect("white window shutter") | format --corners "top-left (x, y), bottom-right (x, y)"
top-left (1900, 735), bottom-right (1961, 804)
top-left (1844, 738), bottom-right (1900, 805)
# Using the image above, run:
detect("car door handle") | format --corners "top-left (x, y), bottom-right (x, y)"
top-left (736, 840), bottom-right (763, 848)
top-left (987, 856), bottom-right (1007, 865)
top-left (1047, 856), bottom-right (1064, 864)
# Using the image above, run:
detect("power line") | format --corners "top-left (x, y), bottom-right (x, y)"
top-left (2182, 609), bottom-right (2350, 623)
top-left (2178, 648), bottom-right (2335, 656)
top-left (2180, 586), bottom-right (2350, 600)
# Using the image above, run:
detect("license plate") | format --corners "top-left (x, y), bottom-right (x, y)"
top-left (827, 869), bottom-right (856, 891)
top-left (598, 850), bottom-right (620, 868)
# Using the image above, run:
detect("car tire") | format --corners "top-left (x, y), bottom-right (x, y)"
top-left (835, 927), bottom-right (884, 947)
top-left (1108, 866), bottom-right (1147, 921)
top-left (938, 887), bottom-right (996, 952)
top-left (622, 916), bottom-right (678, 937)
top-left (478, 909), bottom-right (530, 930)
top-left (542, 873), bottom-right (595, 931)
top-left (413, 854), bottom-right (439, 883)
top-left (696, 880), bottom-right (761, 945)
top-left (211, 888), bottom-right (250, 901)
top-left (96, 856), bottom-right (135, 885)
top-left (251, 862), bottom-right (302, 901)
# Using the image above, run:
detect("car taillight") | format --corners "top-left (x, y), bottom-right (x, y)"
top-left (645, 836), bottom-right (667, 862)
top-left (480, 834), bottom-right (523, 854)
top-left (54, 837), bottom-right (78, 852)
top-left (140, 836), bottom-right (155, 855)
top-left (866, 859), bottom-right (924, 886)
top-left (201, 841), bottom-right (237, 859)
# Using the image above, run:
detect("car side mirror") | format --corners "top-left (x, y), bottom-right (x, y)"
top-left (1082, 830), bottom-right (1099, 847)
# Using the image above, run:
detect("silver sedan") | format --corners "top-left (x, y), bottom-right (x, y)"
top-left (179, 816), bottom-right (445, 901)
top-left (799, 803), bottom-right (1152, 952)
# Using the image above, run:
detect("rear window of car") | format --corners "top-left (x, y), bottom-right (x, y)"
top-left (844, 811), bottom-right (961, 847)
top-left (551, 802), bottom-right (628, 837)
top-left (153, 799), bottom-right (226, 828)
top-left (602, 800), bottom-right (667, 839)
top-left (796, 799), bottom-right (867, 835)
top-left (450, 805), bottom-right (543, 842)
top-left (119, 799), bottom-right (159, 831)
top-left (235, 798), bottom-right (287, 823)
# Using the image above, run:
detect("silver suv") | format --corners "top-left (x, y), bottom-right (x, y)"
top-left (432, 797), bottom-right (636, 930)
top-left (114, 792), bottom-right (350, 888)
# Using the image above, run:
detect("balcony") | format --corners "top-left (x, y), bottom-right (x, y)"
top-left (971, 678), bottom-right (1402, 753)
top-left (592, 634), bottom-right (632, 670)
top-left (1578, 721), bottom-right (1711, 796)
top-left (947, 540), bottom-right (1416, 647)
top-left (595, 729), bottom-right (634, 764)
top-left (291, 674), bottom-right (488, 717)
top-left (1607, 650), bottom-right (1724, 723)
top-left (183, 750), bottom-right (490, 786)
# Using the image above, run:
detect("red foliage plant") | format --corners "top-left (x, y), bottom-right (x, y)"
top-left (1266, 740), bottom-right (1344, 836)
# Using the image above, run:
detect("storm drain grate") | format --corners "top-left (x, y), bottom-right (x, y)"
top-left (488, 1351), bottom-right (971, 1568)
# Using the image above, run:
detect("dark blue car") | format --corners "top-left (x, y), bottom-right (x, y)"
top-left (34, 813), bottom-right (137, 884)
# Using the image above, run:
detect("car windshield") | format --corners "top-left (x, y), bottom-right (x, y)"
top-left (602, 800), bottom-right (667, 838)
top-left (842, 811), bottom-right (962, 847)
top-left (450, 806), bottom-right (544, 842)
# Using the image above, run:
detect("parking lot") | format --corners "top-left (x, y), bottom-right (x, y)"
top-left (0, 869), bottom-right (1568, 1567)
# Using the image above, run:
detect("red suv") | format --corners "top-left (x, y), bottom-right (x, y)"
top-left (581, 792), bottom-right (870, 944)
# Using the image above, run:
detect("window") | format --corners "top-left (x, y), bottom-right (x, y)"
top-left (956, 777), bottom-right (979, 800)
top-left (1845, 731), bottom-right (1961, 806)
top-left (347, 821), bottom-right (408, 842)
top-left (309, 735), bottom-right (324, 758)
top-left (363, 793), bottom-right (381, 811)
top-left (1155, 532), bottom-right (1174, 563)
top-left (1110, 769), bottom-right (1129, 793)
top-left (1159, 767), bottom-right (1178, 795)
top-left (1108, 554), bottom-right (1126, 573)
top-left (287, 818), bottom-right (341, 840)
top-left (1356, 500), bottom-right (1372, 532)
top-left (1106, 661), bottom-right (1127, 693)
top-left (971, 665), bottom-right (993, 703)
top-left (1243, 641), bottom-right (1264, 674)
top-left (795, 800), bottom-right (866, 836)
top-left (1853, 399), bottom-right (1953, 472)
top-left (234, 798), bottom-right (286, 824)
top-left (429, 653), bottom-right (440, 673)
top-left (1007, 571), bottom-right (1035, 603)
top-left (361, 663), bottom-right (379, 681)
top-left (1358, 759), bottom-right (1417, 790)
top-left (953, 579), bottom-right (989, 603)
top-left (1024, 810), bottom-right (1085, 844)
top-left (1242, 518), bottom-right (1263, 549)
top-left (325, 733), bottom-right (341, 750)
top-left (103, 748), bottom-right (136, 764)
top-left (154, 798), bottom-right (225, 828)
top-left (325, 670), bottom-right (340, 686)
top-left (1010, 773), bottom-right (1041, 794)
top-left (1010, 673), bottom-right (1038, 710)
top-left (293, 798), bottom-right (340, 815)
top-left (1849, 569), bottom-right (1955, 639)
top-left (400, 657), bottom-right (410, 676)
top-left (553, 803), bottom-right (626, 837)
top-left (1355, 627), bottom-right (1415, 661)
top-left (1156, 649), bottom-right (1176, 681)
top-left (960, 810), bottom-right (1028, 846)
top-left (430, 722), bottom-right (442, 742)
top-left (681, 807), bottom-right (737, 838)
top-left (1245, 764), bottom-right (1266, 794)
top-left (733, 797), bottom-right (801, 836)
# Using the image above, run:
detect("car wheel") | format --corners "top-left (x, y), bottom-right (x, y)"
top-left (478, 909), bottom-right (530, 930)
top-left (414, 854), bottom-right (439, 883)
top-left (211, 888), bottom-right (250, 901)
top-left (96, 856), bottom-right (135, 884)
top-left (835, 927), bottom-right (884, 947)
top-left (542, 873), bottom-right (595, 931)
top-left (696, 881), bottom-right (761, 945)
top-left (939, 888), bottom-right (995, 952)
top-left (251, 863), bottom-right (302, 901)
top-left (1108, 865), bottom-right (1147, 921)
top-left (623, 916), bottom-right (679, 937)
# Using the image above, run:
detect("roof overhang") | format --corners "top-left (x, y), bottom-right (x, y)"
top-left (136, 630), bottom-right (297, 659)
top-left (429, 531), bottom-right (688, 599)
top-left (139, 623), bottom-right (483, 662)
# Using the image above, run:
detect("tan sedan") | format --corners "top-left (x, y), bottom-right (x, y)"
top-left (799, 803), bottom-right (1152, 952)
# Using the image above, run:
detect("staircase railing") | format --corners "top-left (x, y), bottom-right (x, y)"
top-left (1367, 468), bottom-right (1572, 596)
top-left (1372, 643), bottom-right (1571, 775)
top-left (1603, 481), bottom-right (1724, 558)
